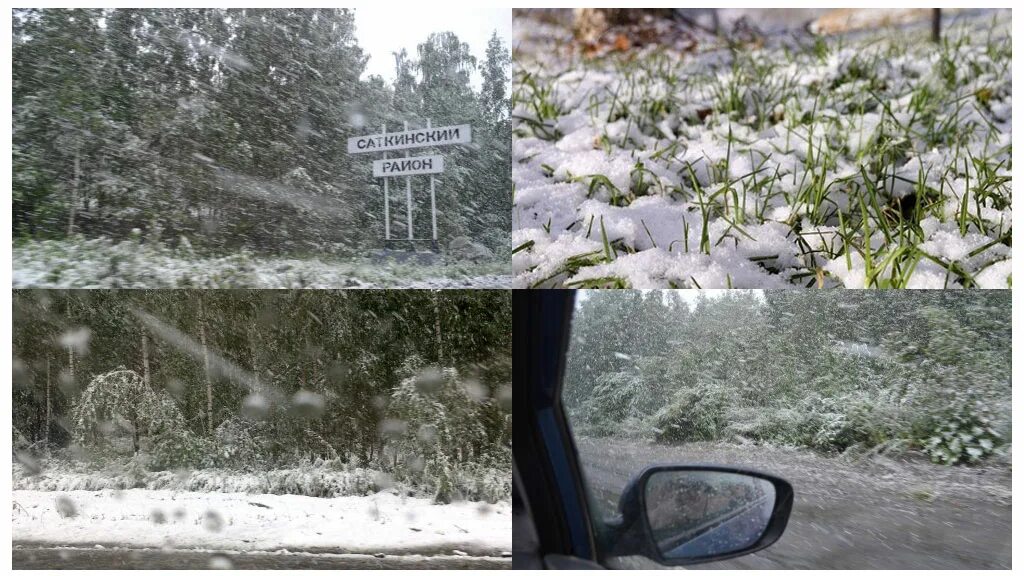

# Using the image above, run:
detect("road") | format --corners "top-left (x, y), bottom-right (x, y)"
top-left (12, 547), bottom-right (511, 570)
top-left (576, 437), bottom-right (1011, 569)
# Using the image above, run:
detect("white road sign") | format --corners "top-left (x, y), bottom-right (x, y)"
top-left (348, 124), bottom-right (471, 154)
top-left (373, 154), bottom-right (444, 177)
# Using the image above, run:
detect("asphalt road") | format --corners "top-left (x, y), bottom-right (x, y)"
top-left (576, 437), bottom-right (1011, 569)
top-left (12, 547), bottom-right (511, 570)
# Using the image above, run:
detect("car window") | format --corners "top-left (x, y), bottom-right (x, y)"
top-left (562, 290), bottom-right (1011, 569)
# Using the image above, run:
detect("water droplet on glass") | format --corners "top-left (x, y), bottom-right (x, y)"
top-left (12, 357), bottom-right (30, 389)
top-left (209, 554), bottom-right (233, 569)
top-left (14, 450), bottom-right (41, 475)
top-left (408, 455), bottom-right (426, 473)
top-left (57, 370), bottom-right (77, 393)
top-left (379, 419), bottom-right (408, 440)
top-left (496, 385), bottom-right (512, 410)
top-left (414, 367), bottom-right (445, 394)
top-left (203, 509), bottom-right (224, 532)
top-left (240, 393), bottom-right (270, 420)
top-left (327, 360), bottom-right (350, 384)
top-left (373, 472), bottom-right (394, 491)
top-left (55, 496), bottom-right (77, 518)
top-left (417, 424), bottom-right (438, 443)
top-left (58, 327), bottom-right (92, 355)
top-left (289, 390), bottom-right (325, 419)
top-left (460, 378), bottom-right (488, 403)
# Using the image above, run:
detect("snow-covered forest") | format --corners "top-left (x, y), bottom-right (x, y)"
top-left (512, 9), bottom-right (1011, 288)
top-left (565, 290), bottom-right (1010, 465)
top-left (12, 289), bottom-right (511, 564)
top-left (12, 9), bottom-right (511, 288)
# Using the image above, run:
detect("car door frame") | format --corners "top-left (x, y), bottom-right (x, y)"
top-left (512, 289), bottom-right (600, 563)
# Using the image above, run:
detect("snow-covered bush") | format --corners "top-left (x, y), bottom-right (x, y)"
top-left (795, 392), bottom-right (906, 452)
top-left (651, 381), bottom-right (731, 443)
top-left (71, 369), bottom-right (192, 462)
top-left (386, 358), bottom-right (509, 503)
top-left (724, 406), bottom-right (811, 446)
top-left (147, 429), bottom-right (212, 471)
top-left (450, 452), bottom-right (513, 503)
top-left (921, 398), bottom-right (1005, 465)
top-left (212, 416), bottom-right (270, 471)
top-left (570, 372), bottom-right (652, 436)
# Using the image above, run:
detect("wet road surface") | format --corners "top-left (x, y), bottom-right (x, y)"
top-left (12, 546), bottom-right (511, 570)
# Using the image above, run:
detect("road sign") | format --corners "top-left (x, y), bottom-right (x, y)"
top-left (373, 154), bottom-right (444, 177)
top-left (353, 120), bottom-right (470, 246)
top-left (347, 124), bottom-right (471, 154)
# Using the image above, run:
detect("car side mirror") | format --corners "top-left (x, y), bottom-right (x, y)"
top-left (606, 465), bottom-right (793, 566)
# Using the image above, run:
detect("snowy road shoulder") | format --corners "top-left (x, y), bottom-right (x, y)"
top-left (12, 239), bottom-right (511, 289)
top-left (12, 489), bottom-right (511, 557)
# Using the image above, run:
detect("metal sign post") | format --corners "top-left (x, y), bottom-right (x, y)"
top-left (381, 124), bottom-right (390, 241)
top-left (427, 119), bottom-right (438, 247)
top-left (404, 121), bottom-right (413, 241)
top-left (349, 122), bottom-right (471, 251)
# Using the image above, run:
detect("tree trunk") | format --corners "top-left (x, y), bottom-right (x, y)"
top-left (932, 9), bottom-right (942, 43)
top-left (45, 357), bottom-right (51, 447)
top-left (249, 323), bottom-right (259, 375)
top-left (199, 297), bottom-right (213, 435)
top-left (66, 297), bottom-right (75, 401)
top-left (131, 416), bottom-right (140, 454)
top-left (35, 398), bottom-right (42, 443)
top-left (68, 149), bottom-right (80, 236)
top-left (141, 332), bottom-right (151, 387)
top-left (434, 291), bottom-right (443, 366)
top-left (67, 346), bottom-right (75, 391)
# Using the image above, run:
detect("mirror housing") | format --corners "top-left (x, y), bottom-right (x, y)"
top-left (605, 464), bottom-right (793, 566)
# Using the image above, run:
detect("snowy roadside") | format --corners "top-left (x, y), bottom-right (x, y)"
top-left (12, 239), bottom-right (510, 289)
top-left (12, 489), bottom-right (511, 557)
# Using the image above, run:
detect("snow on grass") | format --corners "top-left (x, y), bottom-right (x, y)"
top-left (12, 489), bottom-right (510, 556)
top-left (512, 10), bottom-right (1011, 288)
top-left (12, 238), bottom-right (510, 289)
top-left (14, 457), bottom-right (511, 504)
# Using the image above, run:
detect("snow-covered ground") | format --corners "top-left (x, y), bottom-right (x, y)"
top-left (12, 489), bottom-right (511, 556)
top-left (512, 10), bottom-right (1011, 288)
top-left (12, 238), bottom-right (510, 288)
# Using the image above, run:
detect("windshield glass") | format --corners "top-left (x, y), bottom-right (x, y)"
top-left (563, 289), bottom-right (1011, 569)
